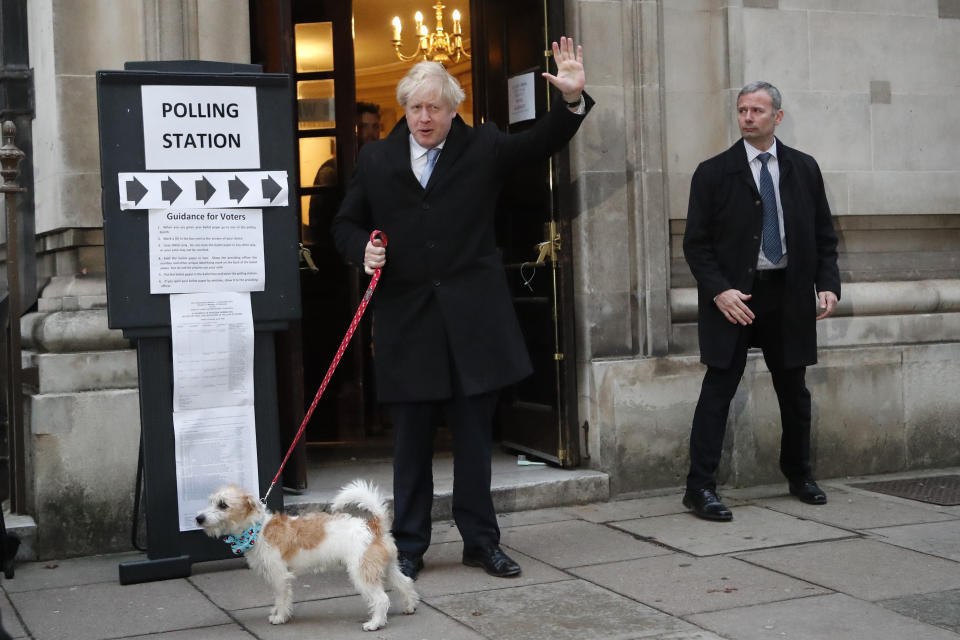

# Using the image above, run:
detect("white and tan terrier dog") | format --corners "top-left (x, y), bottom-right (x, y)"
top-left (195, 480), bottom-right (419, 631)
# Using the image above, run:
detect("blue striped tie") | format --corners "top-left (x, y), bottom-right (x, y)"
top-left (420, 148), bottom-right (440, 187)
top-left (757, 152), bottom-right (783, 264)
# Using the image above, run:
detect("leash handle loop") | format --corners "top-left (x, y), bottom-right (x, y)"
top-left (262, 229), bottom-right (388, 504)
top-left (370, 229), bottom-right (388, 247)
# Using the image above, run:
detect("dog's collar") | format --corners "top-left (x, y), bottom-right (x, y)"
top-left (222, 521), bottom-right (262, 555)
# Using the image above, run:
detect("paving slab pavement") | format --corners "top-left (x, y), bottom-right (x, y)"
top-left (736, 538), bottom-right (960, 601)
top-left (865, 519), bottom-right (960, 561)
top-left (688, 593), bottom-right (960, 640)
top-left (2, 469), bottom-right (959, 639)
top-left (754, 486), bottom-right (957, 530)
top-left (569, 553), bottom-right (829, 616)
top-left (612, 506), bottom-right (853, 556)
top-left (878, 588), bottom-right (960, 635)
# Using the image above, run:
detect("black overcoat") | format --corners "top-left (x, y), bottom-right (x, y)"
top-left (682, 139), bottom-right (841, 369)
top-left (332, 95), bottom-right (593, 402)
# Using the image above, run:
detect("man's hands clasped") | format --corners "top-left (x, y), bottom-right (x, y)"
top-left (714, 287), bottom-right (839, 324)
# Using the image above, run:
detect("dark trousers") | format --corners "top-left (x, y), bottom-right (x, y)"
top-left (687, 272), bottom-right (813, 491)
top-left (387, 388), bottom-right (500, 557)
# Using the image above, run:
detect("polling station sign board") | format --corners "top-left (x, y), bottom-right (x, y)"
top-left (97, 69), bottom-right (301, 331)
top-left (141, 85), bottom-right (260, 171)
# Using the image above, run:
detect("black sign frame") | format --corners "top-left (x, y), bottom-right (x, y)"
top-left (97, 68), bottom-right (301, 331)
top-left (96, 62), bottom-right (297, 584)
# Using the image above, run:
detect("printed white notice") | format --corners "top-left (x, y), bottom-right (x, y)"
top-left (508, 72), bottom-right (536, 124)
top-left (173, 405), bottom-right (259, 531)
top-left (149, 208), bottom-right (264, 294)
top-left (170, 292), bottom-right (255, 412)
top-left (142, 85), bottom-right (260, 170)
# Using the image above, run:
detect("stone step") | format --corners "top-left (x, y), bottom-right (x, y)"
top-left (284, 451), bottom-right (610, 520)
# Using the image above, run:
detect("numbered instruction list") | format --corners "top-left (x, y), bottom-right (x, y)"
top-left (149, 208), bottom-right (265, 294)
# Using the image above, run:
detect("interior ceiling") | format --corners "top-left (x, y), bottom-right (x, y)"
top-left (353, 0), bottom-right (472, 69)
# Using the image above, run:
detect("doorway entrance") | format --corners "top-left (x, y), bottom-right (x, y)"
top-left (250, 0), bottom-right (580, 485)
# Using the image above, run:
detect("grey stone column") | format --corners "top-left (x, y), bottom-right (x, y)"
top-left (568, 0), bottom-right (671, 365)
top-left (566, 0), bottom-right (672, 473)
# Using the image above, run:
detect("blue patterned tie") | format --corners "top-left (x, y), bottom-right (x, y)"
top-left (757, 152), bottom-right (783, 264)
top-left (420, 148), bottom-right (440, 187)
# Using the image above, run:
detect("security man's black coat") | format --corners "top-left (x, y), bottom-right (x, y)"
top-left (682, 139), bottom-right (841, 370)
top-left (332, 96), bottom-right (593, 403)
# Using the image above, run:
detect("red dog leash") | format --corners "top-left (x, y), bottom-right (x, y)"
top-left (261, 230), bottom-right (387, 505)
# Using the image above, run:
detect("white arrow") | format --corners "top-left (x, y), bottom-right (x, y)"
top-left (118, 171), bottom-right (289, 210)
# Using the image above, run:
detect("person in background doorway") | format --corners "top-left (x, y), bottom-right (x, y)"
top-left (332, 37), bottom-right (592, 580)
top-left (355, 101), bottom-right (382, 150)
top-left (308, 102), bottom-right (383, 244)
top-left (311, 102), bottom-right (382, 192)
top-left (681, 80), bottom-right (840, 522)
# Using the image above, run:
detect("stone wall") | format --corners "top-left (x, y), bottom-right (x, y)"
top-left (663, 0), bottom-right (960, 224)
top-left (570, 0), bottom-right (960, 494)
top-left (591, 342), bottom-right (960, 495)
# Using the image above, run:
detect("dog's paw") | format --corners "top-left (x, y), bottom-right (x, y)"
top-left (362, 619), bottom-right (386, 631)
top-left (268, 611), bottom-right (290, 625)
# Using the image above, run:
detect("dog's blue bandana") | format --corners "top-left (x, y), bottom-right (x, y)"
top-left (222, 521), bottom-right (262, 555)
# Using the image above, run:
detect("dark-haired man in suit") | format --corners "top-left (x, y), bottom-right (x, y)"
top-left (333, 37), bottom-right (592, 578)
top-left (682, 81), bottom-right (840, 521)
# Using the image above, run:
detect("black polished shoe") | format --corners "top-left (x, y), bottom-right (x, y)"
top-left (789, 479), bottom-right (827, 505)
top-left (682, 488), bottom-right (733, 521)
top-left (462, 545), bottom-right (521, 577)
top-left (397, 552), bottom-right (424, 580)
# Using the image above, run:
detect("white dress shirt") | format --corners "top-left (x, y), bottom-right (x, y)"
top-left (744, 139), bottom-right (788, 269)
top-left (409, 135), bottom-right (446, 184)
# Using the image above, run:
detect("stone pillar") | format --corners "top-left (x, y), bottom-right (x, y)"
top-left (24, 0), bottom-right (249, 558)
top-left (567, 0), bottom-right (672, 476)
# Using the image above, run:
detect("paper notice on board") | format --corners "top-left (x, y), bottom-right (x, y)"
top-left (141, 85), bottom-right (260, 171)
top-left (508, 72), bottom-right (536, 124)
top-left (170, 292), bottom-right (254, 412)
top-left (173, 405), bottom-right (259, 531)
top-left (149, 208), bottom-right (265, 294)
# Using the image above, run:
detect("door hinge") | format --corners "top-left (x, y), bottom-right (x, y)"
top-left (554, 352), bottom-right (564, 361)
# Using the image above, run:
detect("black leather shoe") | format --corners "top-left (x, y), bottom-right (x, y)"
top-left (462, 545), bottom-right (521, 577)
top-left (682, 488), bottom-right (733, 521)
top-left (789, 479), bottom-right (827, 505)
top-left (397, 552), bottom-right (424, 580)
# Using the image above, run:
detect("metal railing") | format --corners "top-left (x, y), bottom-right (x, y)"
top-left (0, 121), bottom-right (25, 512)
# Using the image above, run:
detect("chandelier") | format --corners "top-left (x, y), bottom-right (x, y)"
top-left (391, 3), bottom-right (471, 64)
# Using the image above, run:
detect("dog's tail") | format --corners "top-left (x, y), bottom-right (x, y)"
top-left (330, 479), bottom-right (391, 531)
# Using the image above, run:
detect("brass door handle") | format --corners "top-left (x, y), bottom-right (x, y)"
top-left (533, 221), bottom-right (560, 264)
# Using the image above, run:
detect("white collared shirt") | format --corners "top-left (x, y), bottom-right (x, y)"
top-left (409, 135), bottom-right (446, 184)
top-left (744, 139), bottom-right (788, 269)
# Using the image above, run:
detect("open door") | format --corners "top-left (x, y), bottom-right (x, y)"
top-left (472, 0), bottom-right (580, 467)
top-left (251, 0), bottom-right (366, 487)
top-left (254, 0), bottom-right (579, 469)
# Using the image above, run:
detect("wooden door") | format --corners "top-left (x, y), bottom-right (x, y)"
top-left (471, 0), bottom-right (580, 467)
